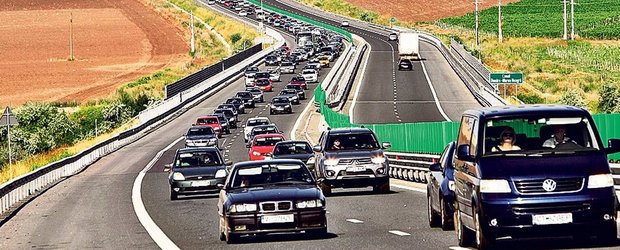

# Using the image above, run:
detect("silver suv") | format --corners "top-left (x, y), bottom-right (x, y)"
top-left (312, 128), bottom-right (391, 195)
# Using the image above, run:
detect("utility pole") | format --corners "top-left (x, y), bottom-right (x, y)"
top-left (570, 0), bottom-right (575, 40)
top-left (563, 0), bottom-right (567, 40)
top-left (475, 0), bottom-right (480, 47)
top-left (498, 0), bottom-right (503, 43)
top-left (190, 10), bottom-right (196, 56)
top-left (2, 107), bottom-right (19, 179)
top-left (69, 12), bottom-right (75, 61)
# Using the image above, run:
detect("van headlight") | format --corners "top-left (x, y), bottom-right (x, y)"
top-left (480, 179), bottom-right (511, 193)
top-left (297, 199), bottom-right (323, 208)
top-left (587, 174), bottom-right (614, 189)
top-left (371, 156), bottom-right (386, 164)
top-left (324, 158), bottom-right (339, 166)
top-left (172, 172), bottom-right (185, 181)
top-left (215, 169), bottom-right (227, 178)
top-left (229, 203), bottom-right (257, 213)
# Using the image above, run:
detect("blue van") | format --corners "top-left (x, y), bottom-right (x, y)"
top-left (452, 105), bottom-right (620, 249)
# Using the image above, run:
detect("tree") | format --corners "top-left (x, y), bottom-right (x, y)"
top-left (598, 83), bottom-right (619, 113)
top-left (557, 89), bottom-right (586, 108)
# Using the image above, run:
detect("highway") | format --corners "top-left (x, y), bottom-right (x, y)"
top-left (263, 0), bottom-right (481, 123)
top-left (0, 1), bottom-right (618, 250)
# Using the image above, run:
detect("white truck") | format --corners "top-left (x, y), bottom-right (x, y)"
top-left (398, 32), bottom-right (419, 60)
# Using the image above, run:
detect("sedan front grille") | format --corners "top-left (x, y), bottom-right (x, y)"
top-left (514, 178), bottom-right (583, 194)
top-left (260, 201), bottom-right (293, 212)
top-left (185, 175), bottom-right (215, 180)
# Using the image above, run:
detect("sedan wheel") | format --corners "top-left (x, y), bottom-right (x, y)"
top-left (427, 194), bottom-right (440, 227)
top-left (170, 188), bottom-right (178, 201)
top-left (440, 198), bottom-right (453, 230)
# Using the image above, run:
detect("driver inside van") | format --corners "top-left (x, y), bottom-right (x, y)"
top-left (542, 126), bottom-right (576, 148)
top-left (492, 127), bottom-right (521, 152)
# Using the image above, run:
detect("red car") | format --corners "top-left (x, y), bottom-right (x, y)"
top-left (288, 76), bottom-right (307, 90)
top-left (254, 78), bottom-right (273, 92)
top-left (224, 1), bottom-right (232, 7)
top-left (194, 116), bottom-right (223, 138)
top-left (248, 133), bottom-right (285, 161)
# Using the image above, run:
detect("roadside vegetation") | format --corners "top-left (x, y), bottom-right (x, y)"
top-left (296, 0), bottom-right (620, 112)
top-left (0, 0), bottom-right (259, 183)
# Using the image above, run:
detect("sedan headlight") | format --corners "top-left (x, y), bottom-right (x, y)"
top-left (229, 203), bottom-right (257, 213)
top-left (480, 179), bottom-right (511, 193)
top-left (371, 156), bottom-right (386, 164)
top-left (285, 105), bottom-right (291, 108)
top-left (324, 158), bottom-right (339, 166)
top-left (271, 104), bottom-right (277, 108)
top-left (587, 174), bottom-right (614, 189)
top-left (215, 169), bottom-right (227, 178)
top-left (252, 151), bottom-right (261, 156)
top-left (229, 118), bottom-right (235, 122)
top-left (172, 172), bottom-right (185, 181)
top-left (185, 140), bottom-right (193, 145)
top-left (297, 199), bottom-right (323, 209)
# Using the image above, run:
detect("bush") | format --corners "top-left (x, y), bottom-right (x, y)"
top-left (557, 89), bottom-right (586, 108)
top-left (517, 93), bottom-right (544, 104)
top-left (598, 83), bottom-right (619, 113)
top-left (230, 33), bottom-right (242, 44)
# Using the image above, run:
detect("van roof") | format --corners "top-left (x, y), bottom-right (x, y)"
top-left (463, 105), bottom-right (589, 119)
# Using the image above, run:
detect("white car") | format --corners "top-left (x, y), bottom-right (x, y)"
top-left (245, 75), bottom-right (256, 87)
top-left (207, 0), bottom-right (216, 4)
top-left (388, 33), bottom-right (398, 41)
top-left (267, 67), bottom-right (281, 82)
top-left (341, 20), bottom-right (349, 27)
top-left (244, 117), bottom-right (272, 142)
top-left (301, 69), bottom-right (318, 83)
top-left (238, 10), bottom-right (248, 16)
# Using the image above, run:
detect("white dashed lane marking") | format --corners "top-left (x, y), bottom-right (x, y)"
top-left (346, 219), bottom-right (364, 224)
top-left (389, 230), bottom-right (411, 236)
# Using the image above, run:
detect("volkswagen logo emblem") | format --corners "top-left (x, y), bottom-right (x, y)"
top-left (542, 179), bottom-right (556, 192)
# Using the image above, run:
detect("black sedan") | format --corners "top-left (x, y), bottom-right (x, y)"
top-left (165, 147), bottom-right (231, 200)
top-left (398, 58), bottom-right (414, 71)
top-left (235, 91), bottom-right (256, 108)
top-left (285, 84), bottom-right (306, 100)
top-left (226, 98), bottom-right (246, 114)
top-left (427, 141), bottom-right (456, 230)
top-left (214, 108), bottom-right (238, 128)
top-left (184, 126), bottom-right (219, 148)
top-left (217, 159), bottom-right (327, 243)
top-left (269, 96), bottom-right (293, 115)
top-left (270, 140), bottom-right (314, 169)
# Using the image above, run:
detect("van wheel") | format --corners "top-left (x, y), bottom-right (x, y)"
top-left (440, 198), bottom-right (453, 230)
top-left (455, 207), bottom-right (474, 247)
top-left (427, 194), bottom-right (440, 227)
top-left (474, 208), bottom-right (494, 250)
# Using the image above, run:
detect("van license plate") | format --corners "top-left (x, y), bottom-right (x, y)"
top-left (532, 213), bottom-right (572, 225)
top-left (261, 214), bottom-right (294, 224)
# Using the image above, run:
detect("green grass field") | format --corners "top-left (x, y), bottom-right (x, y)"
top-left (440, 0), bottom-right (620, 39)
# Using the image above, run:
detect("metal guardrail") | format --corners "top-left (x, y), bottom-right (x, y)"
top-left (335, 44), bottom-right (367, 111)
top-left (387, 152), bottom-right (620, 191)
top-left (0, 25), bottom-right (286, 219)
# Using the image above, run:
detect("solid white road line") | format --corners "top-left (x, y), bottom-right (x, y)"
top-left (346, 219), bottom-right (364, 224)
top-left (419, 51), bottom-right (451, 122)
top-left (132, 136), bottom-right (184, 250)
top-left (389, 230), bottom-right (411, 236)
top-left (291, 93), bottom-right (315, 140)
top-left (391, 183), bottom-right (427, 194)
top-left (449, 247), bottom-right (470, 250)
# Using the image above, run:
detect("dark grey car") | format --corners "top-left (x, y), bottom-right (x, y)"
top-left (271, 140), bottom-right (315, 169)
top-left (165, 147), bottom-right (231, 200)
top-left (185, 126), bottom-right (219, 148)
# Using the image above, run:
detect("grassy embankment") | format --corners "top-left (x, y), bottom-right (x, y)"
top-left (297, 0), bottom-right (620, 111)
top-left (0, 0), bottom-right (259, 183)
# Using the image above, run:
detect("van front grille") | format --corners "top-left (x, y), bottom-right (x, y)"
top-left (514, 178), bottom-right (583, 194)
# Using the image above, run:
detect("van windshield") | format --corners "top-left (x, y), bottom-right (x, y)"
top-left (483, 116), bottom-right (600, 156)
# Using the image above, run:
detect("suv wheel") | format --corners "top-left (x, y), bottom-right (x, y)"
top-left (373, 181), bottom-right (390, 193)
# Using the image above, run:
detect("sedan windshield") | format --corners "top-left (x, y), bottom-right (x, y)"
top-left (175, 151), bottom-right (222, 167)
top-left (254, 136), bottom-right (284, 146)
top-left (273, 143), bottom-right (313, 155)
top-left (248, 119), bottom-right (270, 127)
top-left (230, 163), bottom-right (313, 188)
top-left (187, 127), bottom-right (215, 136)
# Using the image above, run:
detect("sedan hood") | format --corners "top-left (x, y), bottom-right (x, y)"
top-left (226, 184), bottom-right (321, 204)
top-left (251, 145), bottom-right (276, 154)
top-left (273, 153), bottom-right (313, 162)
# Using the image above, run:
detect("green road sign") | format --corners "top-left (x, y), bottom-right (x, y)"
top-left (489, 72), bottom-right (524, 84)
top-left (390, 17), bottom-right (396, 23)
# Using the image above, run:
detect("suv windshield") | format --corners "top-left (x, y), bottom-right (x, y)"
top-left (175, 151), bottom-right (222, 167)
top-left (483, 116), bottom-right (599, 156)
top-left (230, 163), bottom-right (313, 188)
top-left (274, 142), bottom-right (312, 155)
top-left (326, 133), bottom-right (380, 151)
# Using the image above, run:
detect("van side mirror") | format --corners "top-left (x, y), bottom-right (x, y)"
top-left (163, 164), bottom-right (172, 172)
top-left (429, 163), bottom-right (442, 172)
top-left (313, 145), bottom-right (322, 152)
top-left (606, 139), bottom-right (620, 154)
top-left (382, 142), bottom-right (392, 149)
top-left (456, 144), bottom-right (474, 162)
top-left (217, 183), bottom-right (225, 189)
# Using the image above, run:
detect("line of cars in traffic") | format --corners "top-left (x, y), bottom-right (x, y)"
top-left (425, 105), bottom-right (620, 249)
